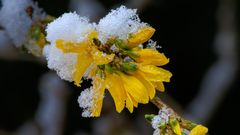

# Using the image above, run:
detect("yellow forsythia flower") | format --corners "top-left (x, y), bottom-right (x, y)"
top-left (45, 7), bottom-right (172, 117)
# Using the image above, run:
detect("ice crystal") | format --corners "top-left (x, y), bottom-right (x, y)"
top-left (98, 6), bottom-right (146, 43)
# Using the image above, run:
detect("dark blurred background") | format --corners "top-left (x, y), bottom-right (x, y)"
top-left (0, 0), bottom-right (239, 134)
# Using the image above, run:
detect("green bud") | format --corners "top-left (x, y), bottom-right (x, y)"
top-left (160, 123), bottom-right (166, 129)
top-left (105, 64), bottom-right (113, 73)
top-left (185, 120), bottom-right (197, 130)
top-left (125, 50), bottom-right (140, 58)
top-left (30, 26), bottom-right (41, 40)
top-left (169, 117), bottom-right (178, 127)
top-left (169, 117), bottom-right (181, 135)
top-left (114, 39), bottom-right (129, 49)
top-left (144, 114), bottom-right (156, 123)
top-left (121, 62), bottom-right (137, 74)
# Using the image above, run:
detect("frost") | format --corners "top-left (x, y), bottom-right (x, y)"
top-left (110, 44), bottom-right (119, 53)
top-left (147, 39), bottom-right (161, 49)
top-left (78, 87), bottom-right (94, 117)
top-left (98, 5), bottom-right (146, 43)
top-left (46, 12), bottom-right (95, 43)
top-left (152, 115), bottom-right (162, 129)
top-left (153, 128), bottom-right (160, 135)
top-left (123, 56), bottom-right (133, 62)
top-left (78, 83), bottom-right (104, 117)
top-left (43, 45), bottom-right (77, 82)
top-left (151, 107), bottom-right (173, 130)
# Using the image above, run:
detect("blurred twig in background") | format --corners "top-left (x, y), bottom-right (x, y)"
top-left (186, 0), bottom-right (238, 124)
top-left (35, 72), bottom-right (70, 135)
top-left (0, 72), bottom-right (70, 135)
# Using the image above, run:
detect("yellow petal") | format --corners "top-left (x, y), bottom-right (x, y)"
top-left (138, 65), bottom-right (172, 82)
top-left (126, 94), bottom-right (134, 113)
top-left (91, 76), bottom-right (106, 117)
top-left (74, 52), bottom-right (92, 86)
top-left (133, 71), bottom-right (155, 99)
top-left (105, 73), bottom-right (126, 113)
top-left (152, 81), bottom-right (165, 92)
top-left (119, 72), bottom-right (149, 104)
top-left (91, 46), bottom-right (115, 65)
top-left (88, 64), bottom-right (98, 78)
top-left (128, 26), bottom-right (155, 48)
top-left (126, 93), bottom-right (138, 110)
top-left (56, 40), bottom-right (89, 53)
top-left (189, 125), bottom-right (208, 135)
top-left (130, 94), bottom-right (138, 107)
top-left (134, 48), bottom-right (169, 66)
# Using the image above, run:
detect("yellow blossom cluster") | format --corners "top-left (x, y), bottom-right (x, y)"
top-left (56, 26), bottom-right (172, 116)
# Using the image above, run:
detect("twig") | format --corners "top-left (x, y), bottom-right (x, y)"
top-left (151, 96), bottom-right (197, 130)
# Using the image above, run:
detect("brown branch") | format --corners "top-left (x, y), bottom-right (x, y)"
top-left (151, 96), bottom-right (197, 130)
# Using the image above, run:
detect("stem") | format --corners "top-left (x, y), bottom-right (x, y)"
top-left (150, 96), bottom-right (197, 130)
top-left (151, 96), bottom-right (179, 117)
